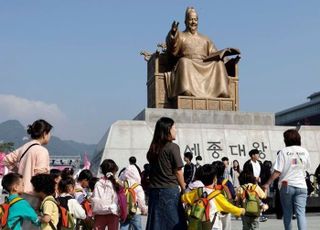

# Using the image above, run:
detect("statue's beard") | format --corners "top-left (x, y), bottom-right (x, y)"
top-left (188, 24), bottom-right (198, 34)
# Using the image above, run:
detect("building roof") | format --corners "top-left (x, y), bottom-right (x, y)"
top-left (276, 91), bottom-right (320, 125)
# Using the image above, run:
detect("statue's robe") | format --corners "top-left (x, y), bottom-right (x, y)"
top-left (165, 30), bottom-right (229, 99)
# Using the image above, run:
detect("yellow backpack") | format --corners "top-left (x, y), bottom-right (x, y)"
top-left (124, 180), bottom-right (139, 220)
top-left (241, 184), bottom-right (261, 217)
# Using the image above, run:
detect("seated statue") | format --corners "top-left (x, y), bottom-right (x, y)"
top-left (165, 7), bottom-right (240, 99)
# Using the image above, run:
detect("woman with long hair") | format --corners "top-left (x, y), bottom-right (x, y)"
top-left (146, 117), bottom-right (186, 230)
top-left (230, 159), bottom-right (241, 189)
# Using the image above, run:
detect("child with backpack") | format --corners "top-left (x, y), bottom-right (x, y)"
top-left (91, 159), bottom-right (122, 230)
top-left (119, 165), bottom-right (148, 230)
top-left (57, 174), bottom-right (86, 226)
top-left (237, 171), bottom-right (268, 230)
top-left (74, 169), bottom-right (93, 204)
top-left (212, 160), bottom-right (236, 230)
top-left (74, 170), bottom-right (95, 230)
top-left (31, 174), bottom-right (59, 230)
top-left (182, 164), bottom-right (245, 230)
top-left (1, 173), bottom-right (41, 230)
top-left (183, 165), bottom-right (206, 220)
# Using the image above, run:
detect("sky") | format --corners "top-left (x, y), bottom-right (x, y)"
top-left (0, 1), bottom-right (320, 144)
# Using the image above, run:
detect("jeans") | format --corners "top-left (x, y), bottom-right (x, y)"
top-left (280, 185), bottom-right (307, 230)
top-left (146, 187), bottom-right (187, 230)
top-left (120, 214), bottom-right (142, 230)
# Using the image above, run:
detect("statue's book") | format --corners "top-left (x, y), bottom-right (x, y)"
top-left (204, 48), bottom-right (240, 62)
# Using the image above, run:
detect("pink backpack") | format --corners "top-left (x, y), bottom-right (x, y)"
top-left (117, 186), bottom-right (128, 222)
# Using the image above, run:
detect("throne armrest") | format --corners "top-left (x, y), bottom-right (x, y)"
top-left (225, 55), bottom-right (241, 77)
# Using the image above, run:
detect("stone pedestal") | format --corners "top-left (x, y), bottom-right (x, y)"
top-left (134, 108), bottom-right (275, 126)
top-left (91, 109), bottom-right (320, 176)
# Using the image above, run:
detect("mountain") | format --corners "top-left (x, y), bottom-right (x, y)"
top-left (0, 120), bottom-right (96, 158)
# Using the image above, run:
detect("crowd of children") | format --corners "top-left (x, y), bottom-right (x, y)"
top-left (0, 153), bottom-right (272, 230)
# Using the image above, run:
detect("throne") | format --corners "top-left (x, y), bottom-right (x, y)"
top-left (142, 46), bottom-right (240, 111)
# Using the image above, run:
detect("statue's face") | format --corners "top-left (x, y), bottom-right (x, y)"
top-left (186, 11), bottom-right (198, 34)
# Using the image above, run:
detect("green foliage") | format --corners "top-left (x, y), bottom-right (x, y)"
top-left (0, 142), bottom-right (14, 152)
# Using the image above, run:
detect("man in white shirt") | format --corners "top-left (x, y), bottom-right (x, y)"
top-left (243, 149), bottom-right (263, 184)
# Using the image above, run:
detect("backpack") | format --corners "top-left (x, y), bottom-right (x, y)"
top-left (214, 179), bottom-right (233, 203)
top-left (187, 188), bottom-right (220, 230)
top-left (41, 196), bottom-right (75, 230)
top-left (124, 180), bottom-right (139, 220)
top-left (241, 184), bottom-right (261, 217)
top-left (81, 198), bottom-right (92, 217)
top-left (117, 186), bottom-right (128, 222)
top-left (76, 198), bottom-right (94, 230)
top-left (91, 178), bottom-right (126, 220)
top-left (0, 197), bottom-right (23, 230)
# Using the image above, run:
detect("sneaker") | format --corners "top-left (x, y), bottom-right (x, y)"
top-left (292, 214), bottom-right (297, 219)
top-left (259, 216), bottom-right (268, 222)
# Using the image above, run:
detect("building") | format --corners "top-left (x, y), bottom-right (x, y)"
top-left (50, 155), bottom-right (81, 171)
top-left (276, 91), bottom-right (320, 126)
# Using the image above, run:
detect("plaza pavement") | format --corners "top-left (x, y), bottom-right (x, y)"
top-left (141, 213), bottom-right (320, 229)
top-left (230, 213), bottom-right (319, 230)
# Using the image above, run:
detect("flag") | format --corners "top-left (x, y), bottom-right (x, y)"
top-left (83, 153), bottom-right (91, 170)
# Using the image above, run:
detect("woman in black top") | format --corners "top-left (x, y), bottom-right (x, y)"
top-left (146, 117), bottom-right (186, 230)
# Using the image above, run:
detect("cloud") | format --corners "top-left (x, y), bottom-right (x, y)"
top-left (0, 94), bottom-right (99, 144)
top-left (0, 94), bottom-right (67, 127)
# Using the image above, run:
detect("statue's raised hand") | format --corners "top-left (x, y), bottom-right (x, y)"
top-left (171, 21), bottom-right (179, 36)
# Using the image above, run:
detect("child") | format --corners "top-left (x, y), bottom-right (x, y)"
top-left (1, 173), bottom-right (41, 229)
top-left (57, 175), bottom-right (86, 224)
top-left (50, 169), bottom-right (62, 198)
top-left (119, 165), bottom-right (148, 230)
top-left (237, 171), bottom-right (268, 230)
top-left (31, 174), bottom-right (59, 230)
top-left (186, 165), bottom-right (204, 192)
top-left (91, 159), bottom-right (120, 230)
top-left (76, 176), bottom-right (99, 230)
top-left (75, 169), bottom-right (93, 204)
top-left (182, 164), bottom-right (245, 230)
top-left (212, 160), bottom-right (236, 230)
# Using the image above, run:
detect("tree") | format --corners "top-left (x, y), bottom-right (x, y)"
top-left (0, 142), bottom-right (15, 152)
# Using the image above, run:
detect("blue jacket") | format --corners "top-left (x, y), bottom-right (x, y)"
top-left (7, 194), bottom-right (40, 230)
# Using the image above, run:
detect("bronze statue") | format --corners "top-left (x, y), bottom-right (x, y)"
top-left (165, 7), bottom-right (240, 99)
